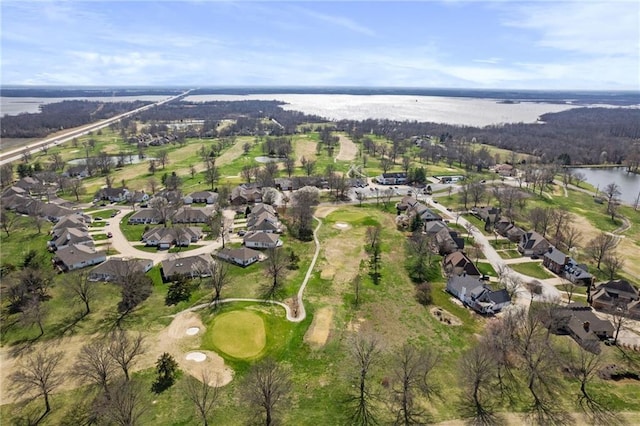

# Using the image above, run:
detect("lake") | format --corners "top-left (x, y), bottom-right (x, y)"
top-left (571, 167), bottom-right (640, 205)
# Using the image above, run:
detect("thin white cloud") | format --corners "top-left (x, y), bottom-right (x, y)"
top-left (289, 5), bottom-right (376, 37)
top-left (502, 1), bottom-right (639, 57)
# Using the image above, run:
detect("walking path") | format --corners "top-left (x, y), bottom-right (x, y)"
top-left (184, 217), bottom-right (322, 323)
top-left (87, 201), bottom-right (324, 323)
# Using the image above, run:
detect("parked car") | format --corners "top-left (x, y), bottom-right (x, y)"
top-left (107, 232), bottom-right (113, 238)
top-left (94, 217), bottom-right (103, 221)
top-left (238, 230), bottom-right (247, 236)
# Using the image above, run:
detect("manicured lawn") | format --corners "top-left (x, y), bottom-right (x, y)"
top-left (205, 310), bottom-right (266, 359)
top-left (498, 249), bottom-right (522, 259)
top-left (509, 261), bottom-right (556, 279)
top-left (476, 261), bottom-right (497, 277)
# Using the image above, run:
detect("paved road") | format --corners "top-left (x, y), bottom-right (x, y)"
top-left (91, 206), bottom-right (232, 264)
top-left (0, 90), bottom-right (192, 166)
top-left (426, 198), bottom-right (561, 305)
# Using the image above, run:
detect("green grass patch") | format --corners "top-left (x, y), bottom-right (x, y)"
top-left (87, 208), bottom-right (119, 219)
top-left (498, 249), bottom-right (522, 259)
top-left (509, 261), bottom-right (556, 279)
top-left (206, 310), bottom-right (266, 359)
top-left (476, 261), bottom-right (497, 277)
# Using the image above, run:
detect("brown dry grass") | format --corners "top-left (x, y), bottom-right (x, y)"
top-left (293, 136), bottom-right (317, 166)
top-left (335, 134), bottom-right (358, 161)
top-left (0, 312), bottom-right (232, 406)
top-left (303, 307), bottom-right (334, 349)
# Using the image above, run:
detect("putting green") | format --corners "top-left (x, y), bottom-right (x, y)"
top-left (209, 311), bottom-right (266, 359)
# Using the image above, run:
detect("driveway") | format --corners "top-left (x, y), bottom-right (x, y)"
top-left (426, 199), bottom-right (561, 304)
top-left (96, 207), bottom-right (225, 265)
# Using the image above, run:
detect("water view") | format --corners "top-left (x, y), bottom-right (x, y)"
top-left (571, 167), bottom-right (640, 205)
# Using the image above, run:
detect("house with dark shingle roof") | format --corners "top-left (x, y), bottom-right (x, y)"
top-left (446, 275), bottom-right (511, 314)
top-left (161, 254), bottom-right (214, 281)
top-left (443, 252), bottom-right (481, 277)
top-left (518, 231), bottom-right (550, 257)
top-left (88, 257), bottom-right (153, 282)
top-left (48, 228), bottom-right (93, 251)
top-left (173, 206), bottom-right (214, 224)
top-left (95, 187), bottom-right (129, 203)
top-left (128, 208), bottom-right (162, 224)
top-left (142, 227), bottom-right (203, 249)
top-left (591, 279), bottom-right (640, 319)
top-left (184, 191), bottom-right (218, 205)
top-left (243, 231), bottom-right (282, 249)
top-left (543, 246), bottom-right (569, 274)
top-left (216, 247), bottom-right (262, 267)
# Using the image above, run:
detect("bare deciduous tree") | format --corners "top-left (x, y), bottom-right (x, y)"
top-left (585, 233), bottom-right (619, 270)
top-left (602, 253), bottom-right (625, 280)
top-left (244, 358), bottom-right (290, 426)
top-left (97, 379), bottom-right (147, 426)
top-left (262, 248), bottom-right (288, 299)
top-left (67, 272), bottom-right (96, 316)
top-left (183, 371), bottom-right (221, 426)
top-left (108, 330), bottom-right (145, 381)
top-left (208, 259), bottom-right (230, 308)
top-left (458, 343), bottom-right (501, 426)
top-left (10, 350), bottom-right (64, 422)
top-left (74, 338), bottom-right (117, 397)
top-left (347, 332), bottom-right (381, 426)
top-left (391, 343), bottom-right (439, 425)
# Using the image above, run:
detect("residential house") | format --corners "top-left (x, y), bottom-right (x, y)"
top-left (53, 244), bottom-right (106, 272)
top-left (564, 259), bottom-right (593, 286)
top-left (446, 275), bottom-right (511, 314)
top-left (14, 176), bottom-right (46, 194)
top-left (48, 228), bottom-right (93, 251)
top-left (2, 185), bottom-right (28, 199)
top-left (274, 178), bottom-right (294, 191)
top-left (88, 257), bottom-right (153, 282)
top-left (551, 304), bottom-right (614, 353)
top-left (172, 206), bottom-right (214, 224)
top-left (471, 206), bottom-right (501, 230)
top-left (250, 203), bottom-right (277, 217)
top-left (230, 184), bottom-right (262, 205)
top-left (216, 247), bottom-right (262, 267)
top-left (495, 218), bottom-right (525, 243)
top-left (434, 227), bottom-right (464, 255)
top-left (518, 231), bottom-right (550, 257)
top-left (128, 208), bottom-right (162, 224)
top-left (161, 254), bottom-right (214, 281)
top-left (153, 190), bottom-right (183, 204)
top-left (591, 279), bottom-right (640, 319)
top-left (542, 247), bottom-right (593, 286)
top-left (543, 246), bottom-right (569, 274)
top-left (443, 252), bottom-right (481, 277)
top-left (51, 214), bottom-right (89, 238)
top-left (40, 203), bottom-right (77, 222)
top-left (125, 190), bottom-right (149, 204)
top-left (142, 226), bottom-right (203, 249)
top-left (184, 191), bottom-right (218, 205)
top-left (96, 187), bottom-right (129, 203)
top-left (243, 231), bottom-right (282, 249)
top-left (247, 211), bottom-right (282, 234)
top-left (375, 172), bottom-right (407, 185)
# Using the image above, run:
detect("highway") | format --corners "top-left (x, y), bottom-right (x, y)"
top-left (0, 89), bottom-right (192, 166)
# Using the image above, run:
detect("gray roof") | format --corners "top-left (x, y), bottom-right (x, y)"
top-left (162, 254), bottom-right (213, 279)
top-left (544, 246), bottom-right (567, 265)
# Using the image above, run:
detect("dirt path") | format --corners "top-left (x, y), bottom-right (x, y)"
top-left (335, 134), bottom-right (358, 162)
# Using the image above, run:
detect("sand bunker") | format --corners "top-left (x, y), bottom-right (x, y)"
top-left (334, 222), bottom-right (350, 230)
top-left (186, 352), bottom-right (207, 362)
top-left (304, 307), bottom-right (334, 348)
top-left (430, 307), bottom-right (462, 326)
top-left (186, 327), bottom-right (200, 336)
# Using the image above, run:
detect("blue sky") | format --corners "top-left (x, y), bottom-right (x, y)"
top-left (1, 0), bottom-right (638, 90)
